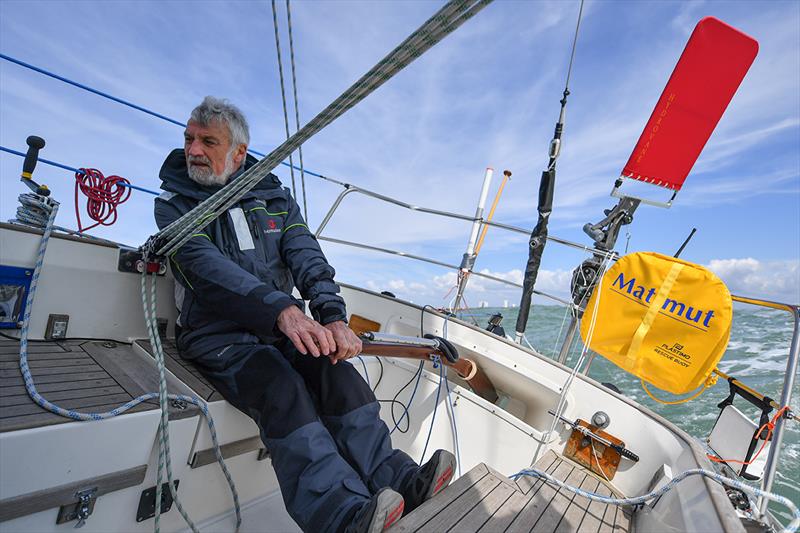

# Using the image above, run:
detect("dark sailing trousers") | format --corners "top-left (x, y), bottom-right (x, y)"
top-left (190, 341), bottom-right (418, 533)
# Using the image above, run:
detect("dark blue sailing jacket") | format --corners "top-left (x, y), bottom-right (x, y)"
top-left (154, 149), bottom-right (347, 359)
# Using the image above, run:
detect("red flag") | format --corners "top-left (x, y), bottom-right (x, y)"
top-left (621, 17), bottom-right (758, 191)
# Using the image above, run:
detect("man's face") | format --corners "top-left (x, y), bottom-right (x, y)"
top-left (184, 119), bottom-right (245, 186)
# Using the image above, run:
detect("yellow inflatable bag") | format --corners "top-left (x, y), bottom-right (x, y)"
top-left (580, 252), bottom-right (732, 395)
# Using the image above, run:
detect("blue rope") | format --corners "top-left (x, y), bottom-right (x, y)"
top-left (420, 357), bottom-right (443, 463)
top-left (390, 361), bottom-right (424, 435)
top-left (0, 53), bottom-right (328, 180)
top-left (0, 53), bottom-right (186, 127)
top-left (0, 145), bottom-right (159, 196)
top-left (511, 466), bottom-right (800, 533)
top-left (357, 355), bottom-right (370, 387)
top-left (443, 367), bottom-right (461, 477)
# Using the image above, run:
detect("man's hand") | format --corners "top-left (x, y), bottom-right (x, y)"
top-left (324, 321), bottom-right (362, 365)
top-left (277, 305), bottom-right (335, 358)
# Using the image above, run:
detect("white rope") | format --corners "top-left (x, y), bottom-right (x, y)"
top-left (532, 257), bottom-right (611, 464)
top-left (511, 466), bottom-right (800, 533)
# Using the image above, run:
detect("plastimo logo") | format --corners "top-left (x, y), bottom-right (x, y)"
top-left (610, 272), bottom-right (715, 331)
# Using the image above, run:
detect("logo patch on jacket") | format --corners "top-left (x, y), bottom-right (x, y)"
top-left (264, 219), bottom-right (281, 234)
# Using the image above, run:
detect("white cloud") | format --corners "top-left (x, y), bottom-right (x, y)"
top-left (362, 266), bottom-right (572, 308)
top-left (707, 258), bottom-right (800, 303)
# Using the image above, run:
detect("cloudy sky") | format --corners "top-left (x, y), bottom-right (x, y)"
top-left (1, 0), bottom-right (798, 307)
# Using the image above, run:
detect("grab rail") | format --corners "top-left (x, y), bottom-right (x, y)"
top-left (722, 296), bottom-right (799, 518)
top-left (313, 182), bottom-right (615, 313)
top-left (317, 236), bottom-right (578, 310)
top-left (314, 183), bottom-right (612, 258)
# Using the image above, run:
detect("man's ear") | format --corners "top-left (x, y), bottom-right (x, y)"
top-left (233, 144), bottom-right (248, 168)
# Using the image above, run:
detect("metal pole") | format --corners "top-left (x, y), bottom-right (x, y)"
top-left (455, 168), bottom-right (494, 308)
top-left (758, 305), bottom-right (800, 516)
top-left (556, 316), bottom-right (579, 365)
top-left (314, 187), bottom-right (355, 237)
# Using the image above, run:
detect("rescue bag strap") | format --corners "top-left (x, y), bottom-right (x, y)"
top-left (624, 261), bottom-right (684, 368)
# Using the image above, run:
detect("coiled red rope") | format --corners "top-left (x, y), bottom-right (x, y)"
top-left (74, 168), bottom-right (131, 232)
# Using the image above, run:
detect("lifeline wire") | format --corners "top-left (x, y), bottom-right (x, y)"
top-left (271, 0), bottom-right (298, 198)
top-left (0, 145), bottom-right (159, 196)
top-left (151, 0), bottom-right (493, 257)
top-left (510, 466), bottom-right (800, 533)
top-left (0, 56), bottom-right (338, 185)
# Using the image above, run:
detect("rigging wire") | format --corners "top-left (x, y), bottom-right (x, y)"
top-left (285, 0), bottom-right (309, 223)
top-left (561, 0), bottom-right (584, 104)
top-left (0, 55), bottom-right (327, 184)
top-left (271, 0), bottom-right (298, 199)
top-left (515, 0), bottom-right (585, 341)
top-left (151, 0), bottom-right (494, 257)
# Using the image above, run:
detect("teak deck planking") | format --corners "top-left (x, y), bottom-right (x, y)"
top-left (389, 451), bottom-right (631, 533)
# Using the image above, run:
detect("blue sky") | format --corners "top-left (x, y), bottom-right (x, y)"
top-left (1, 0), bottom-right (798, 307)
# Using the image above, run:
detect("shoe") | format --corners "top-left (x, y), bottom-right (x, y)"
top-left (402, 450), bottom-right (456, 514)
top-left (345, 487), bottom-right (405, 533)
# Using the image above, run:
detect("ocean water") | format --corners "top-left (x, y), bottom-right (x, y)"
top-left (463, 305), bottom-right (799, 524)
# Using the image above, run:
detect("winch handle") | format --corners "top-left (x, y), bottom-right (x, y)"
top-left (21, 135), bottom-right (49, 196)
top-left (614, 444), bottom-right (640, 463)
top-left (22, 136), bottom-right (45, 179)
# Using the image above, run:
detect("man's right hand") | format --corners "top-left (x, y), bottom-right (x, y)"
top-left (276, 305), bottom-right (336, 358)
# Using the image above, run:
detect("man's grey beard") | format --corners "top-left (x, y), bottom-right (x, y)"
top-left (187, 150), bottom-right (236, 186)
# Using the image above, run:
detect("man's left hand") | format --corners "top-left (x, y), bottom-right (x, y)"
top-left (324, 321), bottom-right (362, 364)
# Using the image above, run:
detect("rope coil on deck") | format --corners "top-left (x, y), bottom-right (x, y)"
top-left (511, 466), bottom-right (800, 533)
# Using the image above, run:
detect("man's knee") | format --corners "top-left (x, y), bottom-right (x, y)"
top-left (219, 345), bottom-right (319, 438)
top-left (315, 359), bottom-right (376, 417)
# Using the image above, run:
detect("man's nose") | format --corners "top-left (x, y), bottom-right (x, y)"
top-left (187, 140), bottom-right (205, 157)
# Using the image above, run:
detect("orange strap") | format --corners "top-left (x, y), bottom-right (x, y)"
top-left (707, 406), bottom-right (791, 466)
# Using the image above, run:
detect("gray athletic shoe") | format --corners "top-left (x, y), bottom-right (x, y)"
top-left (346, 487), bottom-right (405, 533)
top-left (402, 449), bottom-right (456, 513)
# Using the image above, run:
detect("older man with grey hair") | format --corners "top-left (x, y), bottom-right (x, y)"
top-left (154, 96), bottom-right (455, 533)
